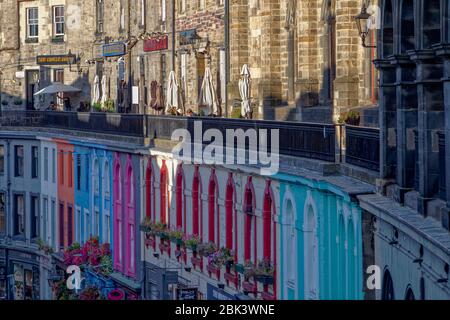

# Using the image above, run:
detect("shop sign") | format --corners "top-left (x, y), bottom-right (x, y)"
top-left (207, 283), bottom-right (235, 300)
top-left (36, 54), bottom-right (76, 65)
top-left (143, 36), bottom-right (168, 52)
top-left (177, 288), bottom-right (198, 300)
top-left (103, 42), bottom-right (126, 57)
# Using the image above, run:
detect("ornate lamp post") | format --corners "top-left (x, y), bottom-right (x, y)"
top-left (354, 4), bottom-right (376, 48)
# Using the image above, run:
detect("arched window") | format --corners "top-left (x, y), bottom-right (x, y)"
top-left (400, 0), bottom-right (415, 52)
top-left (102, 160), bottom-right (111, 244)
top-left (113, 154), bottom-right (123, 271)
top-left (243, 177), bottom-right (256, 263)
top-left (423, 0), bottom-right (441, 48)
top-left (347, 220), bottom-right (356, 300)
top-left (382, 269), bottom-right (395, 300)
top-left (176, 165), bottom-right (185, 231)
top-left (263, 181), bottom-right (276, 297)
top-left (405, 287), bottom-right (415, 300)
top-left (125, 157), bottom-right (135, 277)
top-left (208, 171), bottom-right (219, 244)
top-left (285, 199), bottom-right (296, 287)
top-left (192, 166), bottom-right (202, 237)
top-left (160, 161), bottom-right (169, 225)
top-left (145, 159), bottom-right (154, 220)
top-left (93, 158), bottom-right (100, 196)
top-left (382, 0), bottom-right (394, 58)
top-left (338, 214), bottom-right (346, 299)
top-left (225, 174), bottom-right (236, 252)
top-left (304, 203), bottom-right (319, 300)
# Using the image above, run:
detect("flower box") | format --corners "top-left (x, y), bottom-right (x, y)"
top-left (242, 281), bottom-right (257, 294)
top-left (144, 237), bottom-right (155, 248)
top-left (191, 256), bottom-right (202, 269)
top-left (224, 272), bottom-right (238, 287)
top-left (254, 274), bottom-right (274, 285)
top-left (159, 241), bottom-right (170, 255)
top-left (171, 238), bottom-right (184, 246)
top-left (261, 292), bottom-right (276, 300)
top-left (207, 264), bottom-right (221, 279)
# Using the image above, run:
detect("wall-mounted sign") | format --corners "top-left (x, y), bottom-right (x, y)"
top-left (36, 54), bottom-right (76, 65)
top-left (103, 42), bottom-right (126, 57)
top-left (143, 36), bottom-right (169, 52)
top-left (177, 288), bottom-right (198, 300)
top-left (179, 29), bottom-right (201, 46)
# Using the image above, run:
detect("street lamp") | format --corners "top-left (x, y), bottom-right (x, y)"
top-left (354, 4), bottom-right (376, 48)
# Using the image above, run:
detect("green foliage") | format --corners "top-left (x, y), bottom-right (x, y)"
top-left (93, 102), bottom-right (102, 112)
top-left (230, 107), bottom-right (243, 119)
top-left (338, 110), bottom-right (361, 126)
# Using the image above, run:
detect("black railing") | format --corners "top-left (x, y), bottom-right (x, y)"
top-left (0, 111), bottom-right (146, 137)
top-left (345, 125), bottom-right (380, 172)
top-left (147, 116), bottom-right (337, 162)
top-left (0, 111), bottom-right (383, 171)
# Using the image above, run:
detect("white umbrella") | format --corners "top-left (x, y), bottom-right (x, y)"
top-left (198, 67), bottom-right (219, 116)
top-left (165, 71), bottom-right (182, 114)
top-left (239, 64), bottom-right (251, 118)
top-left (101, 75), bottom-right (108, 106)
top-left (92, 75), bottom-right (100, 105)
top-left (34, 82), bottom-right (81, 96)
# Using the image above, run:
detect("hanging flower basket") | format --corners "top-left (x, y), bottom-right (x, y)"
top-left (108, 289), bottom-right (125, 301)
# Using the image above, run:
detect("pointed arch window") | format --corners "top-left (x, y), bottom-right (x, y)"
top-left (113, 155), bottom-right (123, 271)
top-left (160, 161), bottom-right (169, 225)
top-left (125, 158), bottom-right (136, 277)
top-left (145, 160), bottom-right (155, 220)
top-left (192, 166), bottom-right (202, 237)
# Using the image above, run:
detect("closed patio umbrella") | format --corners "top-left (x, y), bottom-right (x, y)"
top-left (165, 71), bottom-right (182, 115)
top-left (239, 64), bottom-right (251, 118)
top-left (92, 75), bottom-right (100, 105)
top-left (198, 67), bottom-right (220, 116)
top-left (101, 75), bottom-right (107, 106)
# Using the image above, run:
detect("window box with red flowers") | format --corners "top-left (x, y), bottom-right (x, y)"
top-left (191, 255), bottom-right (203, 269)
top-left (159, 240), bottom-right (171, 256)
top-left (224, 271), bottom-right (238, 287)
top-left (242, 281), bottom-right (257, 294)
top-left (244, 258), bottom-right (275, 286)
top-left (184, 235), bottom-right (201, 253)
top-left (206, 263), bottom-right (221, 279)
top-left (168, 228), bottom-right (185, 246)
top-left (144, 233), bottom-right (156, 249)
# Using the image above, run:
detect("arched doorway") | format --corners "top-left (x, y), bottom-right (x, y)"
top-left (382, 269), bottom-right (395, 300)
top-left (304, 202), bottom-right (319, 300)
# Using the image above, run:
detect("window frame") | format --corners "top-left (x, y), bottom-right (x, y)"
top-left (53, 5), bottom-right (65, 37)
top-left (26, 7), bottom-right (39, 39)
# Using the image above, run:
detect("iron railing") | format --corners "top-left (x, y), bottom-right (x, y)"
top-left (345, 125), bottom-right (380, 172)
top-left (0, 111), bottom-right (383, 171)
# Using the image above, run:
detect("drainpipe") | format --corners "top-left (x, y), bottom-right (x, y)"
top-left (224, 0), bottom-right (230, 118)
top-left (127, 0), bottom-right (133, 113)
top-left (5, 139), bottom-right (11, 300)
top-left (171, 0), bottom-right (176, 71)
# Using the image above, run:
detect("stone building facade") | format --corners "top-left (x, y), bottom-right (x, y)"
top-left (228, 0), bottom-right (379, 122)
top-left (0, 0), bottom-right (99, 111)
top-left (359, 0), bottom-right (450, 300)
top-left (1, 0), bottom-right (378, 123)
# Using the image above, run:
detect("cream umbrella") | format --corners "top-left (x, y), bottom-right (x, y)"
top-left (198, 67), bottom-right (220, 116)
top-left (165, 71), bottom-right (182, 115)
top-left (92, 75), bottom-right (100, 105)
top-left (100, 75), bottom-right (108, 107)
top-left (239, 64), bottom-right (251, 118)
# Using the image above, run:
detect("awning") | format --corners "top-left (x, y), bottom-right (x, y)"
top-left (34, 82), bottom-right (81, 95)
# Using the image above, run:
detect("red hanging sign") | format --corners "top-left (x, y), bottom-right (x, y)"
top-left (144, 36), bottom-right (169, 52)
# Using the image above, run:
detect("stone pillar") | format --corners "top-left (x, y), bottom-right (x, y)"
top-left (228, 0), bottom-right (249, 114)
top-left (374, 60), bottom-right (397, 183)
top-left (392, 56), bottom-right (418, 202)
top-left (410, 52), bottom-right (444, 213)
top-left (436, 44), bottom-right (450, 209)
